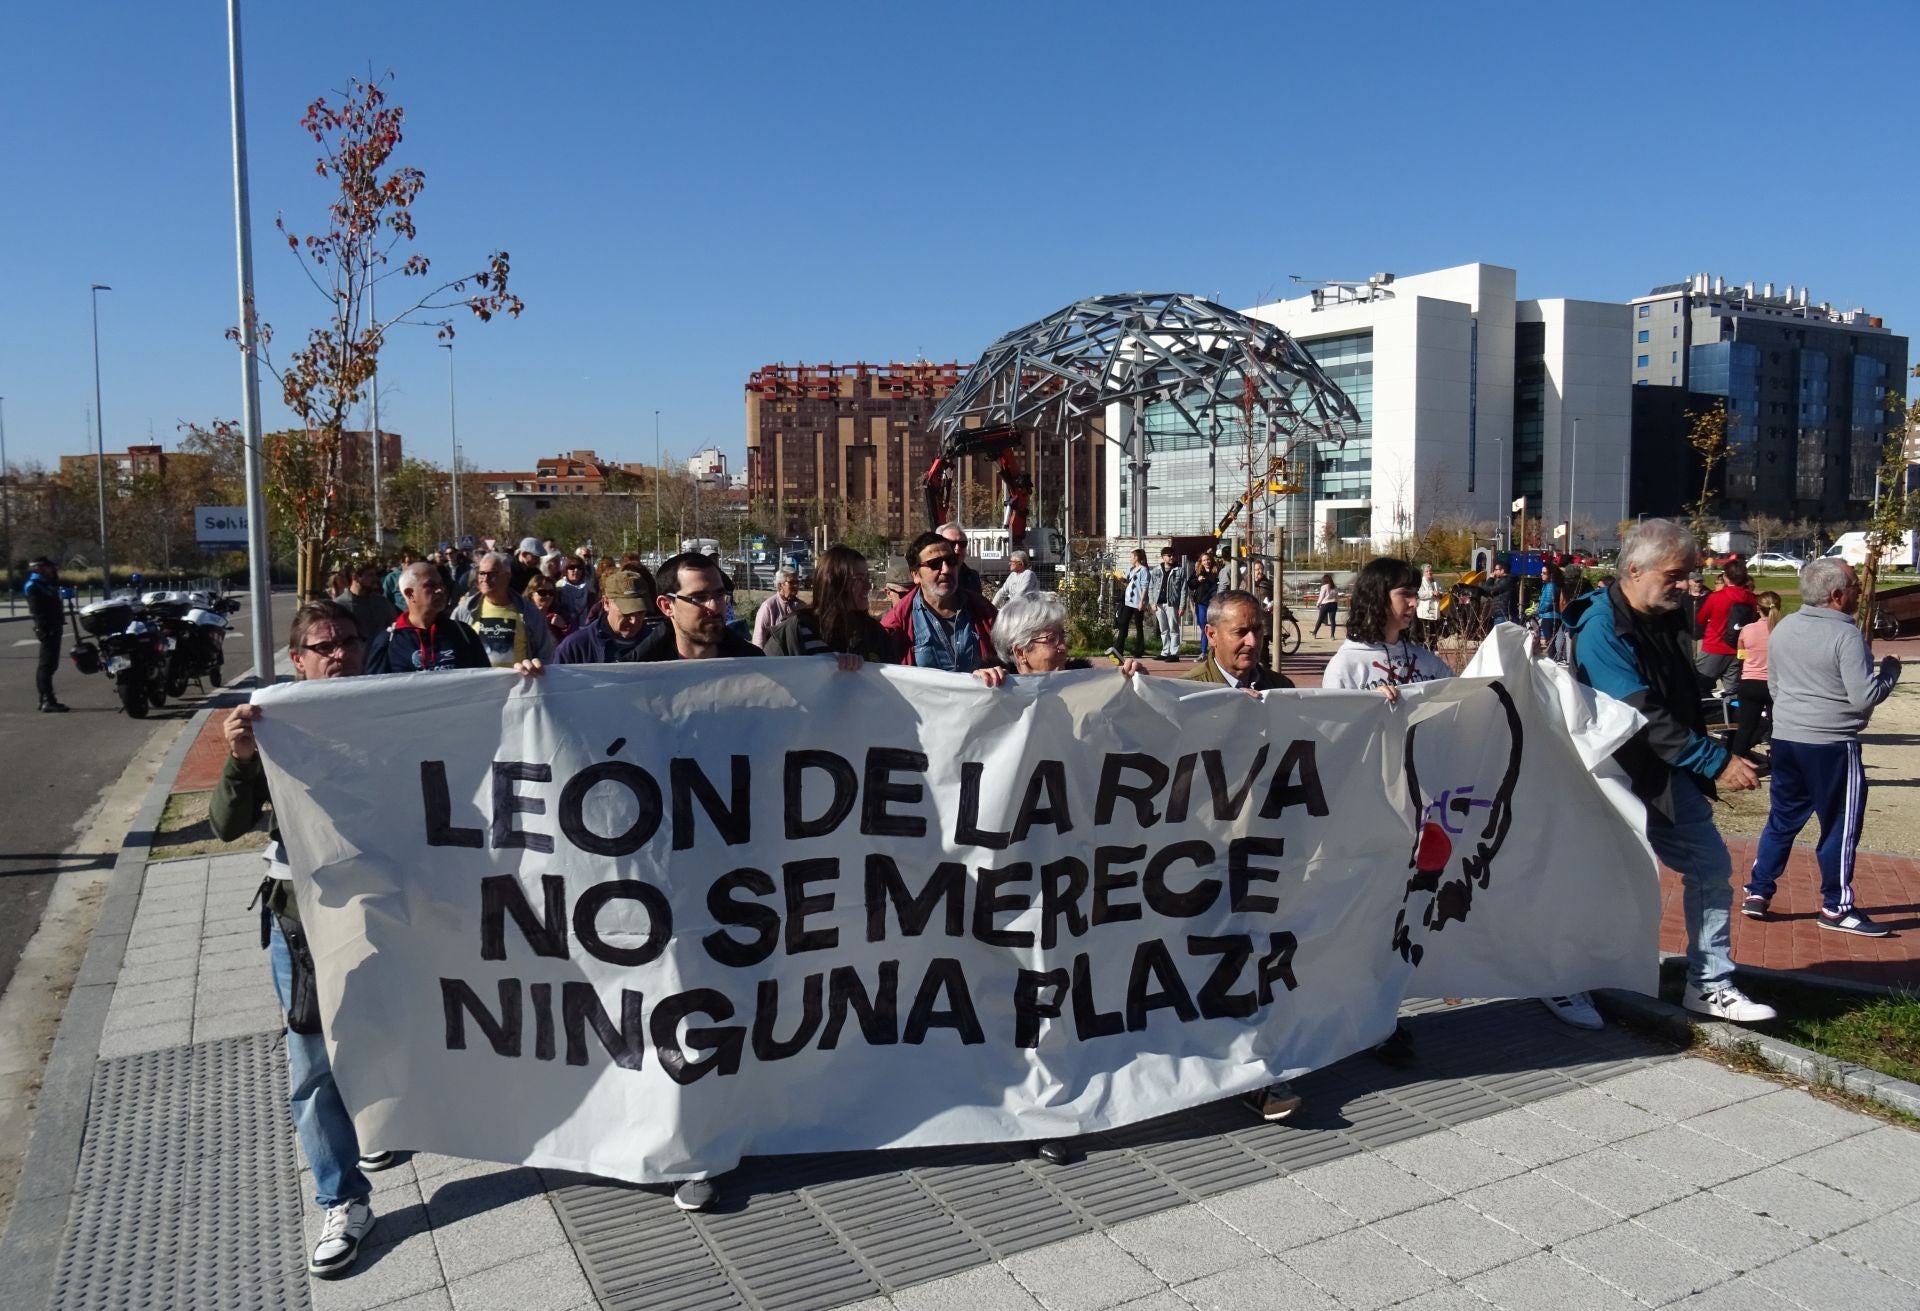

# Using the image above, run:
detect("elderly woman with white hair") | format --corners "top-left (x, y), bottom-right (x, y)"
top-left (971, 592), bottom-right (1149, 686)
top-left (752, 568), bottom-right (802, 648)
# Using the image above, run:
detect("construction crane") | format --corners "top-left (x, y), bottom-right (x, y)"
top-left (922, 424), bottom-right (1032, 542)
top-left (1212, 451), bottom-right (1301, 544)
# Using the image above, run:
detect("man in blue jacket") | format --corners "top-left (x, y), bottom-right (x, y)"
top-left (25, 555), bottom-right (69, 712)
top-left (1564, 519), bottom-right (1775, 1024)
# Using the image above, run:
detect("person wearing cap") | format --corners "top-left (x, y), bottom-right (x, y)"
top-left (991, 550), bottom-right (1040, 608)
top-left (554, 568), bottom-right (659, 663)
top-left (25, 555), bottom-right (69, 712)
top-left (882, 555), bottom-right (913, 608)
top-left (510, 537), bottom-right (544, 593)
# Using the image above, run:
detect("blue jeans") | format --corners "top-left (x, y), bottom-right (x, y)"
top-left (1195, 603), bottom-right (1209, 654)
top-left (270, 919), bottom-right (369, 1208)
top-left (1642, 774), bottom-right (1735, 992)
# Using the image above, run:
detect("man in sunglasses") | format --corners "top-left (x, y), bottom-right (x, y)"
top-left (213, 601), bottom-right (391, 1276)
top-left (633, 552), bottom-right (764, 661)
top-left (881, 529), bottom-right (997, 671)
top-left (366, 561), bottom-right (490, 673)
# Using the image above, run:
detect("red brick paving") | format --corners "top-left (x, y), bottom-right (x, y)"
top-left (173, 708), bottom-right (236, 792)
top-left (1658, 838), bottom-right (1920, 990)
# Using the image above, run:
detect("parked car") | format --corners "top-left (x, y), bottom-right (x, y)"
top-left (1747, 552), bottom-right (1805, 572)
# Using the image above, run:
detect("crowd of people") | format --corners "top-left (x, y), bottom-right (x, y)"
top-left (221, 517), bottom-right (1902, 1279)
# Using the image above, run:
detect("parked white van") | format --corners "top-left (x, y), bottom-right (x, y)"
top-left (1824, 531), bottom-right (1918, 570)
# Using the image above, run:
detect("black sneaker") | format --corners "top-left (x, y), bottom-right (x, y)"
top-left (1740, 894), bottom-right (1770, 920)
top-left (1819, 909), bottom-right (1892, 938)
top-left (673, 1178), bottom-right (717, 1212)
top-left (1371, 1021), bottom-right (1416, 1066)
top-left (357, 1150), bottom-right (400, 1172)
top-left (39, 700), bottom-right (70, 713)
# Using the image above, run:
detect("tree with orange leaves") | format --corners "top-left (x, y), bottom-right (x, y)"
top-left (230, 73), bottom-right (523, 596)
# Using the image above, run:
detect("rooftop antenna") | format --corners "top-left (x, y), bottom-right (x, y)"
top-left (1289, 272), bottom-right (1397, 311)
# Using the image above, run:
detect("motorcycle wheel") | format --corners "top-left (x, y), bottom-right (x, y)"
top-left (118, 677), bottom-right (150, 719)
top-left (149, 684), bottom-right (168, 708)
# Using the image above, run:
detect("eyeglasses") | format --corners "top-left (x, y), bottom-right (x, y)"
top-left (565, 564), bottom-right (584, 572)
top-left (1023, 630), bottom-right (1067, 649)
top-left (666, 590), bottom-right (728, 609)
top-left (917, 554), bottom-right (959, 573)
top-left (300, 636), bottom-right (363, 658)
top-left (475, 569), bottom-right (502, 579)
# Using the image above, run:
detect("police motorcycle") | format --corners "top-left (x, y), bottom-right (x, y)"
top-left (68, 580), bottom-right (172, 718)
top-left (141, 587), bottom-right (239, 693)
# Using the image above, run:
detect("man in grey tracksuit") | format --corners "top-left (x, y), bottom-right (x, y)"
top-left (1743, 557), bottom-right (1903, 935)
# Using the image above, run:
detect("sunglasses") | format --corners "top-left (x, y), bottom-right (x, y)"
top-left (300, 636), bottom-right (364, 657)
top-left (666, 590), bottom-right (728, 609)
top-left (917, 554), bottom-right (959, 572)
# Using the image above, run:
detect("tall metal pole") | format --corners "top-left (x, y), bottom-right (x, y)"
top-left (653, 409), bottom-right (661, 561)
top-left (369, 277), bottom-right (383, 547)
top-left (1569, 416), bottom-right (1580, 551)
top-left (0, 397), bottom-right (11, 600)
top-left (440, 342), bottom-right (460, 543)
top-left (89, 284), bottom-right (112, 595)
top-left (226, 0), bottom-right (273, 677)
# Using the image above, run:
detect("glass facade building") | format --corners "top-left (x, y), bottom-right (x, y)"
top-left (1131, 330), bottom-right (1373, 550)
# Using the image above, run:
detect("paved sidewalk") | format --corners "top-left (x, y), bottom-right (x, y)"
top-left (16, 843), bottom-right (1918, 1311)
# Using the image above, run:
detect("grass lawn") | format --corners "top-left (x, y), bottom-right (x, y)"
top-left (151, 789), bottom-right (269, 861)
top-left (1658, 963), bottom-right (1920, 1087)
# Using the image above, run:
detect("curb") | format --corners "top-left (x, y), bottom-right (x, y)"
top-left (0, 657), bottom-right (285, 1311)
top-left (1594, 987), bottom-right (1920, 1120)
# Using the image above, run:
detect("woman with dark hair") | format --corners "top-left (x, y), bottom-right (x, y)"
top-left (1327, 556), bottom-right (1603, 1034)
top-left (1313, 573), bottom-right (1340, 637)
top-left (1191, 551), bottom-right (1218, 654)
top-left (1324, 557), bottom-right (1453, 693)
top-left (526, 576), bottom-right (573, 645)
top-left (1110, 547), bottom-right (1150, 658)
top-left (765, 544), bottom-right (893, 660)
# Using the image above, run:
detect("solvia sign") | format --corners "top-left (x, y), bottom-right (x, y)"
top-left (195, 506), bottom-right (249, 548)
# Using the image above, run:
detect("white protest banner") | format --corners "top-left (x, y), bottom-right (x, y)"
top-left (251, 626), bottom-right (1657, 1184)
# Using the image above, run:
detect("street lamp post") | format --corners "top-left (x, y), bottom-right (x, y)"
top-left (1568, 416), bottom-right (1580, 551)
top-left (440, 342), bottom-right (461, 543)
top-left (89, 283), bottom-right (113, 595)
top-left (653, 410), bottom-right (662, 562)
top-left (0, 396), bottom-right (11, 604)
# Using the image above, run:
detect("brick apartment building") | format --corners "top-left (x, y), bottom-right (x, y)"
top-left (744, 361), bottom-right (1106, 541)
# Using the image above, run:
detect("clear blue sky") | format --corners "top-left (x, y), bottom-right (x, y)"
top-left (2, 1), bottom-right (1914, 476)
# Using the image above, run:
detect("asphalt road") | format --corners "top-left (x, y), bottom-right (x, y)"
top-left (0, 589), bottom-right (297, 998)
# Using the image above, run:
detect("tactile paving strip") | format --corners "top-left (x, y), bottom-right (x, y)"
top-left (550, 997), bottom-right (1680, 1311)
top-left (50, 1033), bottom-right (308, 1311)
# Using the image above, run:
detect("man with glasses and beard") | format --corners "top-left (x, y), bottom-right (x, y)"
top-left (882, 530), bottom-right (998, 671)
top-left (634, 553), bottom-right (764, 661)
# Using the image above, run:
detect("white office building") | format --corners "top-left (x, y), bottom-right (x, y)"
top-left (1100, 263), bottom-right (1633, 553)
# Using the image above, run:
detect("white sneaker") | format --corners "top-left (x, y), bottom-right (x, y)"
top-left (309, 1199), bottom-right (374, 1277)
top-left (1683, 984), bottom-right (1776, 1025)
top-left (1540, 993), bottom-right (1604, 1030)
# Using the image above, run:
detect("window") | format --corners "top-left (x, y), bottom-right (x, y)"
top-left (1672, 326), bottom-right (1679, 338)
top-left (1638, 305), bottom-right (1651, 318)
top-left (1637, 354), bottom-right (1650, 368)
top-left (1638, 330), bottom-right (1650, 343)
top-left (1636, 379), bottom-right (1649, 386)
top-left (1671, 352), bottom-right (1678, 363)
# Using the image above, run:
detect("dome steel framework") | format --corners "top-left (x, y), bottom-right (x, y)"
top-left (926, 292), bottom-right (1361, 542)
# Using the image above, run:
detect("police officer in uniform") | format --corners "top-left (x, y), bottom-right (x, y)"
top-left (25, 556), bottom-right (69, 712)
